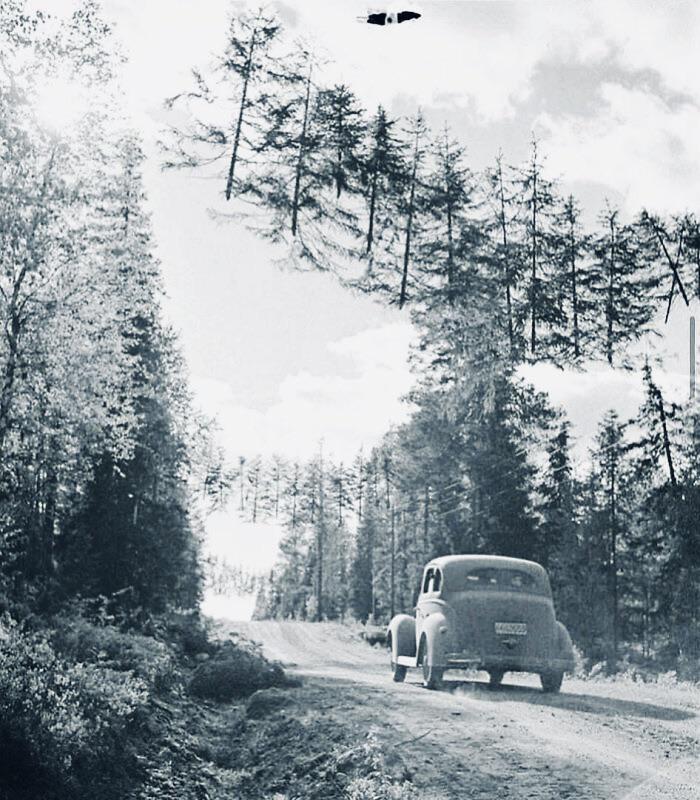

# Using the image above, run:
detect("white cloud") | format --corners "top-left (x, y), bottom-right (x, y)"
top-left (537, 83), bottom-right (700, 214)
top-left (193, 322), bottom-right (416, 464)
top-left (589, 0), bottom-right (700, 101)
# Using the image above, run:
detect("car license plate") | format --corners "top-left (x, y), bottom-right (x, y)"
top-left (495, 622), bottom-right (527, 636)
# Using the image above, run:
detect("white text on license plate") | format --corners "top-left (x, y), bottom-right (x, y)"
top-left (495, 622), bottom-right (527, 636)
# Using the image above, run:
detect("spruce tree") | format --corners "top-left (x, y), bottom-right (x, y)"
top-left (315, 83), bottom-right (365, 199)
top-left (359, 106), bottom-right (406, 258)
top-left (398, 112), bottom-right (429, 308)
top-left (549, 195), bottom-right (593, 361)
top-left (485, 153), bottom-right (525, 356)
top-left (590, 206), bottom-right (660, 367)
top-left (163, 8), bottom-right (281, 200)
top-left (591, 410), bottom-right (627, 670)
top-left (519, 139), bottom-right (561, 357)
top-left (420, 127), bottom-right (481, 304)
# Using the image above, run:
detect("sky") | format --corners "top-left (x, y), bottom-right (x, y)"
top-left (29, 1), bottom-right (700, 617)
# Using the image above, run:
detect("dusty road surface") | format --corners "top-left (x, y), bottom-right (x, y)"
top-left (223, 620), bottom-right (699, 800)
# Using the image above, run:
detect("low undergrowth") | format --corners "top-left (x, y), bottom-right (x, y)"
top-left (0, 609), bottom-right (416, 800)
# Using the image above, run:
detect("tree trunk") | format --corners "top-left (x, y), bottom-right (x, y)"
top-left (399, 138), bottom-right (419, 308)
top-left (607, 219), bottom-right (616, 366)
top-left (423, 484), bottom-right (430, 557)
top-left (291, 67), bottom-right (312, 237)
top-left (609, 457), bottom-right (618, 671)
top-left (390, 505), bottom-right (396, 618)
top-left (225, 34), bottom-right (256, 201)
top-left (530, 168), bottom-right (538, 355)
top-left (0, 313), bottom-right (21, 460)
top-left (315, 452), bottom-right (325, 621)
top-left (569, 214), bottom-right (580, 359)
top-left (656, 389), bottom-right (677, 486)
top-left (446, 198), bottom-right (454, 299)
top-left (497, 167), bottom-right (515, 352)
top-left (0, 149), bottom-right (56, 460)
top-left (366, 167), bottom-right (378, 253)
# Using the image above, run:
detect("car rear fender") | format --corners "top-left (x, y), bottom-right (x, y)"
top-left (419, 611), bottom-right (450, 666)
top-left (555, 621), bottom-right (575, 665)
top-left (387, 614), bottom-right (416, 659)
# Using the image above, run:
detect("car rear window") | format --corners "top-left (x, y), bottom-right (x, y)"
top-left (465, 568), bottom-right (543, 594)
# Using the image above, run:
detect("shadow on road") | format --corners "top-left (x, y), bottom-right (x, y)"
top-left (440, 678), bottom-right (695, 721)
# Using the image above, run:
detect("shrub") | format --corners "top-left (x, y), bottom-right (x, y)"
top-left (52, 615), bottom-right (179, 692)
top-left (344, 732), bottom-right (419, 800)
top-left (0, 623), bottom-right (148, 799)
top-left (189, 639), bottom-right (288, 701)
top-left (148, 608), bottom-right (213, 656)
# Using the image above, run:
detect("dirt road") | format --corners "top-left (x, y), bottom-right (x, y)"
top-left (224, 620), bottom-right (699, 800)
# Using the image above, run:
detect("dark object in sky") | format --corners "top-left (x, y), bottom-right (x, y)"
top-left (366, 11), bottom-right (422, 26)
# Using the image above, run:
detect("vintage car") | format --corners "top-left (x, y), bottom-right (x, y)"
top-left (387, 555), bottom-right (575, 692)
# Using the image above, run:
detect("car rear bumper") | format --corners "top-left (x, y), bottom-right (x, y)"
top-left (444, 653), bottom-right (575, 673)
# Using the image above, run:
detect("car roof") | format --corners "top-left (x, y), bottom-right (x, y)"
top-left (426, 555), bottom-right (547, 579)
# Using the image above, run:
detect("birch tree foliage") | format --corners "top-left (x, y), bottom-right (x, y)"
top-left (0, 4), bottom-right (128, 470)
top-left (0, 1), bottom-right (212, 609)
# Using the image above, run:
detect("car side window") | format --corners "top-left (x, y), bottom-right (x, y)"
top-left (422, 567), bottom-right (442, 594)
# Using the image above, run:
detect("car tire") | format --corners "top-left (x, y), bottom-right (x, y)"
top-left (488, 669), bottom-right (505, 688)
top-left (540, 670), bottom-right (563, 693)
top-left (420, 638), bottom-right (443, 690)
top-left (392, 662), bottom-right (407, 682)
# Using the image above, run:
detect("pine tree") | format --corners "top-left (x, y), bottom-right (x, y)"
top-left (535, 418), bottom-right (580, 631)
top-left (455, 372), bottom-right (546, 559)
top-left (60, 139), bottom-right (203, 612)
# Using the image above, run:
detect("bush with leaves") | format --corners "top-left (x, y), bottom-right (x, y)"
top-left (51, 614), bottom-right (179, 692)
top-left (188, 637), bottom-right (290, 701)
top-left (0, 621), bottom-right (148, 799)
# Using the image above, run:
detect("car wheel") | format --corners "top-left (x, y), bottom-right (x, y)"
top-left (392, 662), bottom-right (407, 682)
top-left (540, 670), bottom-right (563, 693)
top-left (488, 669), bottom-right (505, 688)
top-left (420, 638), bottom-right (443, 690)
